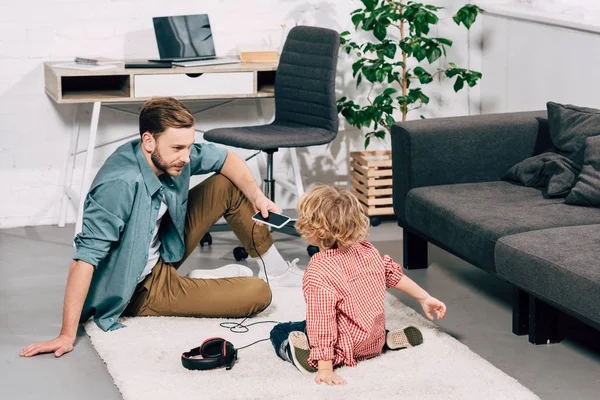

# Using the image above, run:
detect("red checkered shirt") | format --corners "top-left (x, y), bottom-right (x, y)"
top-left (302, 240), bottom-right (403, 368)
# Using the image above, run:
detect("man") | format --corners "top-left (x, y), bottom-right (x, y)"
top-left (21, 97), bottom-right (303, 358)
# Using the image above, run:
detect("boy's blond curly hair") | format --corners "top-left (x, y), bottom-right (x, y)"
top-left (295, 185), bottom-right (370, 250)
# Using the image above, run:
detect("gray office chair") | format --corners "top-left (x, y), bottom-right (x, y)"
top-left (202, 26), bottom-right (340, 259)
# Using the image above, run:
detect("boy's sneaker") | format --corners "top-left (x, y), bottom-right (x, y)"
top-left (386, 326), bottom-right (424, 350)
top-left (288, 331), bottom-right (317, 374)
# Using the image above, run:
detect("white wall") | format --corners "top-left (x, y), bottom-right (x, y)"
top-left (0, 0), bottom-right (476, 228)
top-left (476, 0), bottom-right (600, 113)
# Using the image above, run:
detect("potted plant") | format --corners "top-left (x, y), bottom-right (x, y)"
top-left (338, 0), bottom-right (483, 225)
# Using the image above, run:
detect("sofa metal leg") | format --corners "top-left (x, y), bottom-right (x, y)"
top-left (403, 230), bottom-right (428, 270)
top-left (512, 288), bottom-right (529, 336)
top-left (528, 296), bottom-right (564, 345)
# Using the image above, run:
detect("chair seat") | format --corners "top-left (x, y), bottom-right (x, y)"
top-left (203, 122), bottom-right (337, 151)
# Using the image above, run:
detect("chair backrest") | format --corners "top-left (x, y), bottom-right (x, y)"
top-left (274, 26), bottom-right (340, 133)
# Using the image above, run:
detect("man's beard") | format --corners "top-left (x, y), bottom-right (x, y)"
top-left (151, 148), bottom-right (184, 176)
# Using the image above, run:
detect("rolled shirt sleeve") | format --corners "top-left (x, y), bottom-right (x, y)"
top-left (74, 179), bottom-right (135, 268)
top-left (189, 143), bottom-right (228, 176)
top-left (303, 280), bottom-right (339, 368)
top-left (383, 255), bottom-right (403, 288)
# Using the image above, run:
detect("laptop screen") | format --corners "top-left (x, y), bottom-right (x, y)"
top-left (152, 14), bottom-right (216, 59)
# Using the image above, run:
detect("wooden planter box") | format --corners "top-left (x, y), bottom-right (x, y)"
top-left (350, 150), bottom-right (394, 219)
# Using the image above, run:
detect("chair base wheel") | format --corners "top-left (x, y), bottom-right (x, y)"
top-left (233, 246), bottom-right (249, 261)
top-left (200, 232), bottom-right (213, 247)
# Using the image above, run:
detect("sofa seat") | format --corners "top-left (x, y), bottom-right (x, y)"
top-left (496, 224), bottom-right (600, 326)
top-left (405, 181), bottom-right (600, 271)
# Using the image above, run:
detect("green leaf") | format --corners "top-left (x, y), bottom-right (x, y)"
top-left (445, 67), bottom-right (460, 78)
top-left (454, 5), bottom-right (483, 29)
top-left (383, 88), bottom-right (397, 96)
top-left (361, 0), bottom-right (377, 11)
top-left (454, 76), bottom-right (464, 92)
top-left (414, 46), bottom-right (426, 62)
top-left (364, 136), bottom-right (371, 149)
top-left (449, 62), bottom-right (457, 68)
top-left (427, 47), bottom-right (442, 63)
top-left (383, 42), bottom-right (396, 58)
top-left (435, 38), bottom-right (452, 46)
top-left (363, 65), bottom-right (377, 82)
top-left (352, 13), bottom-right (365, 27)
top-left (374, 130), bottom-right (386, 139)
top-left (399, 39), bottom-right (412, 56)
top-left (426, 11), bottom-right (438, 25)
top-left (352, 60), bottom-right (363, 77)
top-left (356, 73), bottom-right (362, 87)
top-left (363, 17), bottom-right (376, 30)
top-left (385, 115), bottom-right (396, 127)
top-left (413, 66), bottom-right (433, 84)
top-left (374, 23), bottom-right (387, 41)
top-left (407, 88), bottom-right (423, 104)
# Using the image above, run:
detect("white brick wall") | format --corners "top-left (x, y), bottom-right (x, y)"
top-left (0, 0), bottom-right (475, 228)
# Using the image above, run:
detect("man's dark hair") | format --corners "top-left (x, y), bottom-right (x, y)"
top-left (139, 97), bottom-right (195, 138)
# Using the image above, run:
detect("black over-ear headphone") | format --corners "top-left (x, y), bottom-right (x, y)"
top-left (181, 337), bottom-right (238, 371)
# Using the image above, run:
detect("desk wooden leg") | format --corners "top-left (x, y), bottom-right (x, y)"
top-left (74, 102), bottom-right (101, 237)
top-left (58, 104), bottom-right (80, 227)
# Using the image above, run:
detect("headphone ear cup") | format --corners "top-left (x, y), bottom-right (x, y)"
top-left (201, 338), bottom-right (226, 359)
top-left (224, 341), bottom-right (235, 356)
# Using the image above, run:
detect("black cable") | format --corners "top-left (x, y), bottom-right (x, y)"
top-left (218, 221), bottom-right (278, 351)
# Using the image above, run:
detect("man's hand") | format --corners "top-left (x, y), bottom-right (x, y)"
top-left (253, 194), bottom-right (281, 219)
top-left (315, 369), bottom-right (347, 385)
top-left (20, 335), bottom-right (75, 358)
top-left (419, 296), bottom-right (447, 320)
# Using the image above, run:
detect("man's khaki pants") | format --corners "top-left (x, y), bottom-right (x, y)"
top-left (124, 174), bottom-right (273, 318)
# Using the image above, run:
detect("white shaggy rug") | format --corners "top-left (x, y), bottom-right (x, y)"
top-left (85, 288), bottom-right (539, 400)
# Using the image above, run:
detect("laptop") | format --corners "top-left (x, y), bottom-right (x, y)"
top-left (150, 14), bottom-right (240, 66)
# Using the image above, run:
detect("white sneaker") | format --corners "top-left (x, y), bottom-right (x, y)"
top-left (187, 264), bottom-right (254, 279)
top-left (258, 258), bottom-right (304, 287)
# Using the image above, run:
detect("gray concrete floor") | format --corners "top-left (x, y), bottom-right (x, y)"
top-left (1, 222), bottom-right (599, 399)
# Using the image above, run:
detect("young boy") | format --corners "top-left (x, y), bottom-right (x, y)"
top-left (270, 185), bottom-right (447, 386)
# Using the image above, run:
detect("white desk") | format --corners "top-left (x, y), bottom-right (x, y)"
top-left (44, 61), bottom-right (278, 235)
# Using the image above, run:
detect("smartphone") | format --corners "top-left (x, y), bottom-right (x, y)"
top-left (252, 211), bottom-right (291, 229)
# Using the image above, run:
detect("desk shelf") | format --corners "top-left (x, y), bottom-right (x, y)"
top-left (44, 61), bottom-right (278, 104)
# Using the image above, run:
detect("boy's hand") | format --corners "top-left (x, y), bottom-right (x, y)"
top-left (419, 296), bottom-right (447, 320)
top-left (315, 369), bottom-right (347, 385)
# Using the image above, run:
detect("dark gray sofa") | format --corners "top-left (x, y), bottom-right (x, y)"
top-left (390, 111), bottom-right (600, 344)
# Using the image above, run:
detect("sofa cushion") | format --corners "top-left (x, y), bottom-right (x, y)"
top-left (566, 135), bottom-right (600, 206)
top-left (405, 181), bottom-right (600, 271)
top-left (547, 101), bottom-right (600, 165)
top-left (503, 152), bottom-right (581, 198)
top-left (496, 225), bottom-right (600, 326)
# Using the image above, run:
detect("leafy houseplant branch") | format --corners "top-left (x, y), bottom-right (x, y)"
top-left (338, 0), bottom-right (483, 149)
